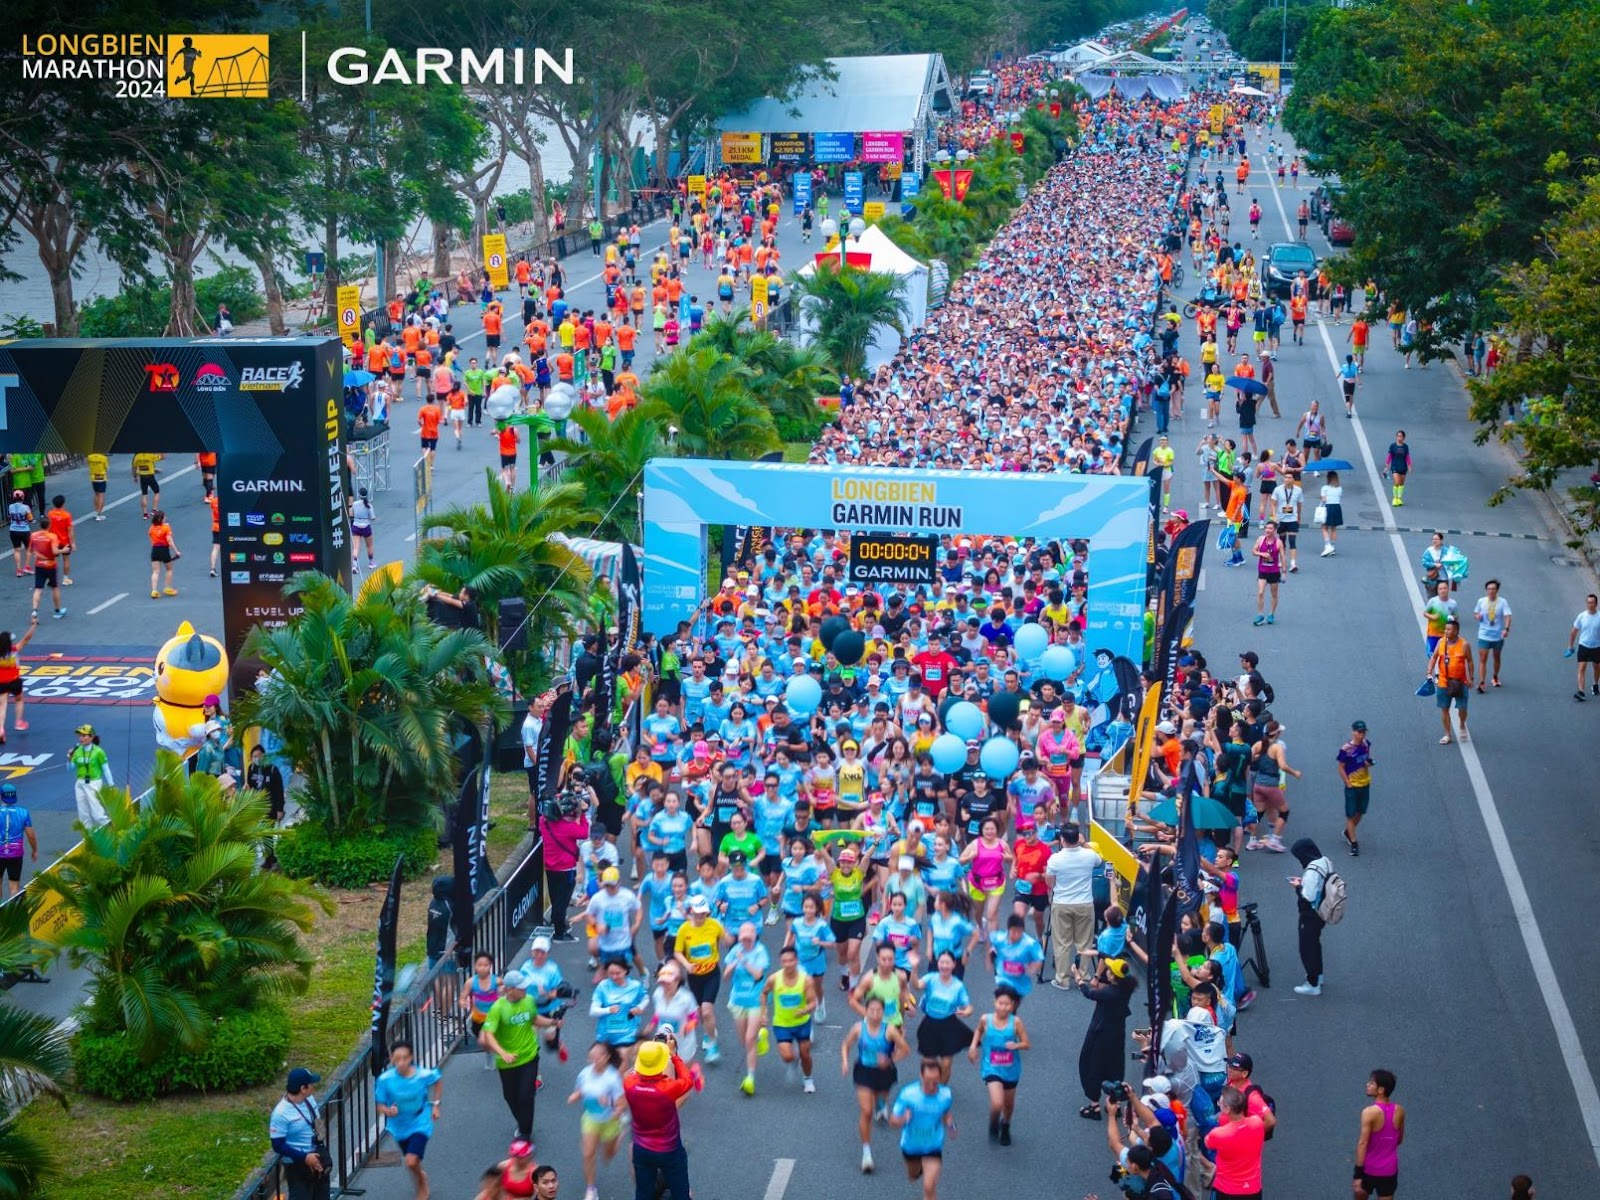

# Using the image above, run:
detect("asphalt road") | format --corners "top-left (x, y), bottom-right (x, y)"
top-left (342, 99), bottom-right (1599, 1200)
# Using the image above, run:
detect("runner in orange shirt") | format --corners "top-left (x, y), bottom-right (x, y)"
top-left (554, 350), bottom-right (576, 382)
top-left (630, 284), bottom-right (646, 325)
top-left (204, 492), bottom-right (219, 578)
top-left (572, 320), bottom-right (592, 353)
top-left (482, 305), bottom-right (504, 355)
top-left (514, 257), bottom-right (532, 296)
top-left (524, 316), bottom-right (549, 355)
top-left (615, 324), bottom-right (638, 369)
top-left (417, 398), bottom-right (443, 462)
top-left (412, 345), bottom-right (434, 401)
top-left (46, 496), bottom-right (75, 587)
top-left (195, 451), bottom-right (218, 498)
top-left (497, 422), bottom-right (519, 490)
top-left (1347, 316), bottom-right (1370, 371)
top-left (401, 322), bottom-right (422, 359)
top-left (447, 385), bottom-right (468, 449)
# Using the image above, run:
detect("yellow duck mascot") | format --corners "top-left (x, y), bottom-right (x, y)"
top-left (152, 621), bottom-right (230, 754)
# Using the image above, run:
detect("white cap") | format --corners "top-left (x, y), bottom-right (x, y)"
top-left (689, 895), bottom-right (711, 914)
top-left (1156, 720), bottom-right (1178, 735)
top-left (530, 935), bottom-right (552, 952)
top-left (897, 855), bottom-right (915, 871)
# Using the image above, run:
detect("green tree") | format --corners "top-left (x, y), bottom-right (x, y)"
top-left (0, 902), bottom-right (71, 1199)
top-left (416, 473), bottom-right (601, 687)
top-left (547, 408), bottom-right (666, 544)
top-left (639, 346), bottom-right (781, 460)
top-left (1470, 169), bottom-right (1600, 536)
top-left (31, 753), bottom-right (329, 1061)
top-left (233, 572), bottom-right (506, 834)
top-left (1283, 0), bottom-right (1600, 342)
top-left (793, 260), bottom-right (912, 379)
top-left (690, 311), bottom-right (839, 425)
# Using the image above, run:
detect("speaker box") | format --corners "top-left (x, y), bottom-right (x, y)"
top-left (498, 597), bottom-right (528, 653)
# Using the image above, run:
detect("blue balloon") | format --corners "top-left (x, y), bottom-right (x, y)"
top-left (1039, 644), bottom-right (1077, 682)
top-left (785, 673), bottom-right (822, 715)
top-left (1014, 622), bottom-right (1049, 662)
top-left (929, 733), bottom-right (968, 775)
top-left (944, 700), bottom-right (986, 741)
top-left (979, 736), bottom-right (1020, 781)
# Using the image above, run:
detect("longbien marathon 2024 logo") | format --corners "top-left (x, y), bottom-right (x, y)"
top-left (15, 32), bottom-right (576, 99)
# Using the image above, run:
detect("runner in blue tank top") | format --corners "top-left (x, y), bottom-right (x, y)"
top-left (968, 984), bottom-right (1031, 1147)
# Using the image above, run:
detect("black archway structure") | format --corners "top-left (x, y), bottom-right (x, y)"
top-left (0, 336), bottom-right (351, 673)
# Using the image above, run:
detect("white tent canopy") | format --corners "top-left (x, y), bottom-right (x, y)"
top-left (796, 224), bottom-right (929, 370)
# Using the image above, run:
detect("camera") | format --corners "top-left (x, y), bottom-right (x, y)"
top-left (1101, 1079), bottom-right (1132, 1102)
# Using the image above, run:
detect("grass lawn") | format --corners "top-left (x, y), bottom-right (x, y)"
top-left (782, 440), bottom-right (810, 462)
top-left (16, 779), bottom-right (536, 1200)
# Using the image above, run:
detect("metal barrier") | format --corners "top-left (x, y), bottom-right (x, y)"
top-left (231, 702), bottom-right (636, 1200)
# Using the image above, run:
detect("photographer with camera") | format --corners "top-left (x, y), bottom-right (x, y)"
top-left (540, 762), bottom-right (594, 942)
top-left (1088, 1088), bottom-right (1190, 1200)
top-left (623, 1035), bottom-right (701, 1200)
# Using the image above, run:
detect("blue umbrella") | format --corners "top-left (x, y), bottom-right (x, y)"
top-left (1225, 376), bottom-right (1267, 396)
top-left (344, 369), bottom-right (375, 387)
top-left (1147, 795), bottom-right (1237, 830)
top-left (1303, 458), bottom-right (1353, 474)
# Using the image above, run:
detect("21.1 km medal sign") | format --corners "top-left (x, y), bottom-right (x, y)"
top-left (849, 533), bottom-right (939, 587)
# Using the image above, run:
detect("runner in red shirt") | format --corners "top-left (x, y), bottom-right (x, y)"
top-left (912, 631), bottom-right (959, 700)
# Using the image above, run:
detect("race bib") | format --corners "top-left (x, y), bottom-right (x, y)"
top-left (1002, 959), bottom-right (1025, 975)
top-left (779, 992), bottom-right (801, 1008)
top-left (837, 898), bottom-right (863, 920)
top-left (988, 1049), bottom-right (1015, 1067)
top-left (690, 942), bottom-right (711, 960)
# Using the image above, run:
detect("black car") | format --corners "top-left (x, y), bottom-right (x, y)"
top-left (1264, 242), bottom-right (1318, 298)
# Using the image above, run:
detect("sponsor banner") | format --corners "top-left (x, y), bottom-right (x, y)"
top-left (721, 132), bottom-right (764, 164)
top-left (770, 132), bottom-right (807, 161)
top-left (843, 171), bottom-right (864, 214)
top-left (792, 172), bottom-right (813, 215)
top-left (812, 131), bottom-right (854, 163)
top-left (482, 233), bottom-right (509, 289)
top-left (687, 174), bottom-right (707, 201)
top-left (336, 284), bottom-right (362, 345)
top-left (862, 200), bottom-right (886, 223)
top-left (861, 131), bottom-right (904, 163)
top-left (900, 171), bottom-right (921, 217)
top-left (848, 533), bottom-right (939, 586)
top-left (369, 855), bottom-right (403, 1070)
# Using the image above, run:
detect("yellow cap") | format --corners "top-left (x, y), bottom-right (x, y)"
top-left (635, 1040), bottom-right (669, 1076)
top-left (1104, 958), bottom-right (1129, 979)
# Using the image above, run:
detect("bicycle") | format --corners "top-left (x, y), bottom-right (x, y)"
top-left (1238, 901), bottom-right (1271, 988)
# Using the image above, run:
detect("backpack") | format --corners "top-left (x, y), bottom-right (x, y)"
top-left (1241, 1081), bottom-right (1278, 1140)
top-left (1313, 861), bottom-right (1348, 925)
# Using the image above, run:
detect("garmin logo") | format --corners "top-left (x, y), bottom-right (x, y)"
top-left (232, 480), bottom-right (305, 493)
top-left (325, 47), bottom-right (574, 87)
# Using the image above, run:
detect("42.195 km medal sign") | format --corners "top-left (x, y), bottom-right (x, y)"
top-left (849, 533), bottom-right (939, 586)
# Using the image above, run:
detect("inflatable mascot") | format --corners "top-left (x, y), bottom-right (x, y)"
top-left (153, 621), bottom-right (230, 754)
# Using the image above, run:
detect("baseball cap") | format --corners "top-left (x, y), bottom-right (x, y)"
top-left (602, 866), bottom-right (621, 885)
top-left (689, 895), bottom-right (711, 914)
top-left (530, 935), bottom-right (552, 952)
top-left (1019, 754), bottom-right (1038, 769)
top-left (0, 784), bottom-right (15, 802)
top-left (965, 738), bottom-right (980, 749)
top-left (727, 850), bottom-right (747, 866)
top-left (75, 723), bottom-right (96, 736)
top-left (287, 1067), bottom-right (321, 1091)
top-left (1156, 720), bottom-right (1178, 735)
top-left (635, 1040), bottom-right (670, 1076)
top-left (897, 855), bottom-right (915, 871)
top-left (1144, 1074), bottom-right (1173, 1095)
top-left (1228, 1052), bottom-right (1254, 1072)
top-left (1239, 651), bottom-right (1259, 666)
top-left (1351, 719), bottom-right (1368, 732)
top-left (501, 969), bottom-right (529, 989)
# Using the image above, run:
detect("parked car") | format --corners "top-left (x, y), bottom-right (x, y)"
top-left (1264, 241), bottom-right (1319, 298)
top-left (1326, 212), bottom-right (1356, 246)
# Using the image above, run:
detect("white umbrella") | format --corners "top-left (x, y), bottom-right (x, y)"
top-left (1230, 85), bottom-right (1270, 97)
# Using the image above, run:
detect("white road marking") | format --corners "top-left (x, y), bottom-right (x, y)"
top-left (762, 1157), bottom-right (796, 1200)
top-left (87, 593), bottom-right (127, 615)
top-left (102, 464), bottom-right (199, 512)
top-left (1265, 173), bottom-right (1600, 1166)
top-left (1197, 568), bottom-right (1207, 592)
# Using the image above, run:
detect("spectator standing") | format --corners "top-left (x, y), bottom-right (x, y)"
top-left (1566, 593), bottom-right (1600, 700)
top-left (1045, 823), bottom-right (1103, 988)
top-left (623, 1038), bottom-right (699, 1200)
top-left (269, 1067), bottom-right (331, 1200)
top-left (1204, 1087), bottom-right (1265, 1200)
top-left (1289, 838), bottom-right (1334, 996)
top-left (69, 723), bottom-right (113, 828)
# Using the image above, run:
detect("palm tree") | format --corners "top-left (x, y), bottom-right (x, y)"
top-left (234, 572), bottom-right (506, 834)
top-left (547, 407), bottom-right (666, 544)
top-left (687, 312), bottom-right (838, 426)
top-left (31, 752), bottom-right (332, 1062)
top-left (640, 345), bottom-right (780, 460)
top-left (0, 902), bottom-right (70, 1198)
top-left (417, 471), bottom-right (602, 684)
top-left (793, 259), bottom-right (912, 379)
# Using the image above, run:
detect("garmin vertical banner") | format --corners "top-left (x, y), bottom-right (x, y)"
top-left (369, 854), bottom-right (403, 1071)
top-left (0, 336), bottom-right (351, 670)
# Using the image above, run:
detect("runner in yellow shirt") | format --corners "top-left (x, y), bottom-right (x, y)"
top-left (86, 453), bottom-right (110, 521)
top-left (673, 898), bottom-right (729, 1063)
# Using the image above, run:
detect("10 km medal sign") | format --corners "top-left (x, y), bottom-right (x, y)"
top-left (849, 534), bottom-right (939, 587)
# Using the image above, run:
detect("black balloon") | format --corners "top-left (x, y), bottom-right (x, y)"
top-left (832, 629), bottom-right (866, 665)
top-left (820, 615), bottom-right (852, 650)
top-left (987, 690), bottom-right (1022, 731)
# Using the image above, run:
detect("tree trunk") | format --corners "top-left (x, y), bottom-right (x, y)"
top-left (382, 238), bottom-right (401, 303)
top-left (653, 118), bottom-right (672, 189)
top-left (565, 128), bottom-right (598, 225)
top-left (597, 136), bottom-right (613, 220)
top-left (431, 220), bottom-right (451, 280)
top-left (323, 212), bottom-right (341, 316)
top-left (165, 253), bottom-right (203, 337)
top-left (23, 198), bottom-right (85, 337)
top-left (528, 144), bottom-right (550, 239)
top-left (471, 194), bottom-right (492, 256)
top-left (254, 249), bottom-right (288, 336)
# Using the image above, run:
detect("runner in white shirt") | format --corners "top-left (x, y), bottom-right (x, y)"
top-left (1569, 593), bottom-right (1600, 701)
top-left (1471, 579), bottom-right (1512, 692)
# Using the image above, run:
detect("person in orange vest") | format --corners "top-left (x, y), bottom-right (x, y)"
top-left (1427, 618), bottom-right (1473, 745)
top-left (1289, 292), bottom-right (1308, 346)
top-left (1235, 157), bottom-right (1250, 194)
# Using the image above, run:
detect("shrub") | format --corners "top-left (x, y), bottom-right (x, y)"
top-left (194, 265), bottom-right (265, 324)
top-left (73, 1004), bottom-right (291, 1101)
top-left (774, 409), bottom-right (834, 443)
top-left (276, 822), bottom-right (440, 889)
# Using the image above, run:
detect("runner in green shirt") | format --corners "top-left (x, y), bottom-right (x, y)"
top-left (463, 359), bottom-right (489, 428)
top-left (480, 971), bottom-right (561, 1142)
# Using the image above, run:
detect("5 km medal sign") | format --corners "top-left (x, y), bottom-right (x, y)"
top-left (849, 533), bottom-right (939, 587)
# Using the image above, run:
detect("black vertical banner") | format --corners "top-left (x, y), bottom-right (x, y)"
top-left (1155, 600), bottom-right (1194, 699)
top-left (1148, 865), bottom-right (1177, 1068)
top-left (537, 682), bottom-right (575, 807)
top-left (1145, 465), bottom-right (1165, 599)
top-left (451, 760), bottom-right (481, 965)
top-left (1143, 848), bottom-right (1163, 1047)
top-left (594, 630), bottom-right (617, 730)
top-left (370, 854), bottom-right (404, 1070)
top-left (1174, 781), bottom-right (1203, 921)
top-left (1131, 436), bottom-right (1155, 477)
top-left (617, 543), bottom-right (642, 654)
top-left (1156, 517), bottom-right (1210, 644)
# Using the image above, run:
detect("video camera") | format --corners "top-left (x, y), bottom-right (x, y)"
top-left (540, 768), bottom-right (591, 822)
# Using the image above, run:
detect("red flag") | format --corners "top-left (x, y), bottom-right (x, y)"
top-left (1050, 102), bottom-right (1062, 118)
top-left (1010, 132), bottom-right (1025, 154)
top-left (932, 169), bottom-right (973, 201)
top-left (814, 252), bottom-right (873, 269)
